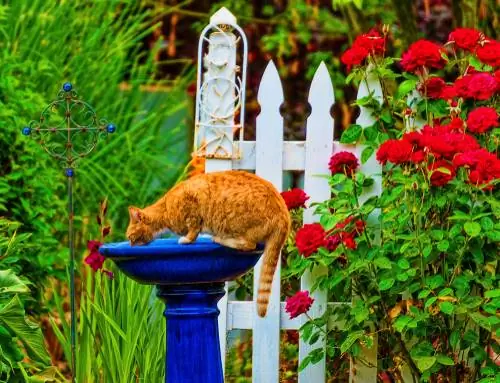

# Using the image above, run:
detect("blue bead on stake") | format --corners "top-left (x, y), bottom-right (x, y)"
top-left (22, 127), bottom-right (31, 136)
top-left (106, 123), bottom-right (116, 134)
top-left (65, 168), bottom-right (74, 177)
top-left (63, 82), bottom-right (73, 92)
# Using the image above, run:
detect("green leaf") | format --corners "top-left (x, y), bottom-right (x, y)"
top-left (425, 297), bottom-right (438, 309)
top-left (379, 278), bottom-right (395, 291)
top-left (480, 217), bottom-right (494, 231)
top-left (0, 270), bottom-right (30, 295)
top-left (363, 125), bottom-right (378, 142)
top-left (423, 244), bottom-right (432, 258)
top-left (439, 301), bottom-right (455, 315)
top-left (397, 79), bottom-right (417, 98)
top-left (340, 330), bottom-right (364, 354)
top-left (340, 124), bottom-right (362, 144)
top-left (393, 315), bottom-right (412, 332)
top-left (437, 240), bottom-right (449, 252)
top-left (469, 312), bottom-right (492, 331)
top-left (485, 289), bottom-right (500, 299)
top-left (397, 258), bottom-right (410, 270)
top-left (464, 221), bottom-right (481, 237)
top-left (436, 354), bottom-right (455, 366)
top-left (418, 289), bottom-right (431, 299)
top-left (361, 146), bottom-right (375, 164)
top-left (0, 296), bottom-right (50, 364)
top-left (438, 288), bottom-right (453, 297)
top-left (374, 257), bottom-right (392, 270)
top-left (427, 275), bottom-right (444, 290)
top-left (449, 330), bottom-right (460, 349)
top-left (414, 356), bottom-right (436, 372)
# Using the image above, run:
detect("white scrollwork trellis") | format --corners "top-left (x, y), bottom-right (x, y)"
top-left (194, 7), bottom-right (248, 159)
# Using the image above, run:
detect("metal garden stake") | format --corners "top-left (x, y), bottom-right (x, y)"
top-left (22, 83), bottom-right (115, 382)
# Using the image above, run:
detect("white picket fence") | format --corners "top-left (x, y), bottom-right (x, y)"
top-left (194, 8), bottom-right (382, 383)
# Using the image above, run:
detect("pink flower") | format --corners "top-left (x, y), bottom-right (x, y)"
top-left (85, 240), bottom-right (105, 272)
top-left (285, 291), bottom-right (314, 319)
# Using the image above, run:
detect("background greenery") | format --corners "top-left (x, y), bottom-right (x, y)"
top-left (0, 0), bottom-right (498, 381)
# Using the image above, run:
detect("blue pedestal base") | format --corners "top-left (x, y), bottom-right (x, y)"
top-left (157, 283), bottom-right (225, 383)
top-left (99, 237), bottom-right (264, 383)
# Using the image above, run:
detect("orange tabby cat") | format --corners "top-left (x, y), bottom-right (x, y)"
top-left (126, 170), bottom-right (290, 317)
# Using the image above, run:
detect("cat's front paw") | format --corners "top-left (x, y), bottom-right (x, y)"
top-left (178, 236), bottom-right (193, 245)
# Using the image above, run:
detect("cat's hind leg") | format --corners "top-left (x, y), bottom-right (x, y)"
top-left (212, 236), bottom-right (257, 251)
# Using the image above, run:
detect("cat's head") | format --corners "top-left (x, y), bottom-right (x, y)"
top-left (126, 206), bottom-right (154, 246)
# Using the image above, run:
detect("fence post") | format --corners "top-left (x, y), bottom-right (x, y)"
top-left (252, 60), bottom-right (284, 382)
top-left (299, 62), bottom-right (334, 383)
top-left (348, 70), bottom-right (383, 383)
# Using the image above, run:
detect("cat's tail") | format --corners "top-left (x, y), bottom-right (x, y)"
top-left (257, 221), bottom-right (290, 317)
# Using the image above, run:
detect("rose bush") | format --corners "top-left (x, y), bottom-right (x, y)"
top-left (284, 27), bottom-right (499, 382)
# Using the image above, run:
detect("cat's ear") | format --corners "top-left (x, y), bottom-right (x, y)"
top-left (128, 206), bottom-right (143, 223)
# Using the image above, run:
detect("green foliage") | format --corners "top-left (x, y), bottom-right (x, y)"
top-left (290, 28), bottom-right (500, 381)
top-left (50, 270), bottom-right (165, 382)
top-left (0, 221), bottom-right (54, 382)
top-left (0, 0), bottom-right (190, 310)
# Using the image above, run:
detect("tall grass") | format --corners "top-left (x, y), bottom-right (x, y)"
top-left (51, 269), bottom-right (165, 382)
top-left (0, 0), bottom-right (193, 251)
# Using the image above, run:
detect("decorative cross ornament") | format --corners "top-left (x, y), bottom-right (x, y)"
top-left (22, 83), bottom-right (115, 382)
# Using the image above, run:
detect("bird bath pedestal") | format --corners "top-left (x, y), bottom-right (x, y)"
top-left (99, 236), bottom-right (262, 383)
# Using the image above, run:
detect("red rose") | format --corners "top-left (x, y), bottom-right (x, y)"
top-left (454, 149), bottom-right (500, 187)
top-left (401, 39), bottom-right (446, 73)
top-left (281, 188), bottom-right (310, 210)
top-left (494, 69), bottom-right (500, 91)
top-left (353, 30), bottom-right (385, 55)
top-left (466, 107), bottom-right (499, 134)
top-left (376, 139), bottom-right (413, 165)
top-left (444, 117), bottom-right (465, 133)
top-left (454, 73), bottom-right (498, 100)
top-left (448, 28), bottom-right (481, 51)
top-left (329, 151), bottom-right (359, 176)
top-left (295, 223), bottom-right (326, 257)
top-left (403, 131), bottom-right (424, 148)
top-left (411, 150), bottom-right (426, 163)
top-left (476, 39), bottom-right (500, 67)
top-left (342, 233), bottom-right (357, 250)
top-left (440, 84), bottom-right (457, 100)
top-left (341, 46), bottom-right (369, 69)
top-left (428, 160), bottom-right (456, 186)
top-left (285, 291), bottom-right (314, 319)
top-left (419, 77), bottom-right (446, 99)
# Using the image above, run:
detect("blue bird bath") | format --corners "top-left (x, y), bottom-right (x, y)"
top-left (99, 235), bottom-right (263, 383)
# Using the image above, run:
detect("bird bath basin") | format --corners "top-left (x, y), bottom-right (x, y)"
top-left (99, 235), bottom-right (263, 383)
